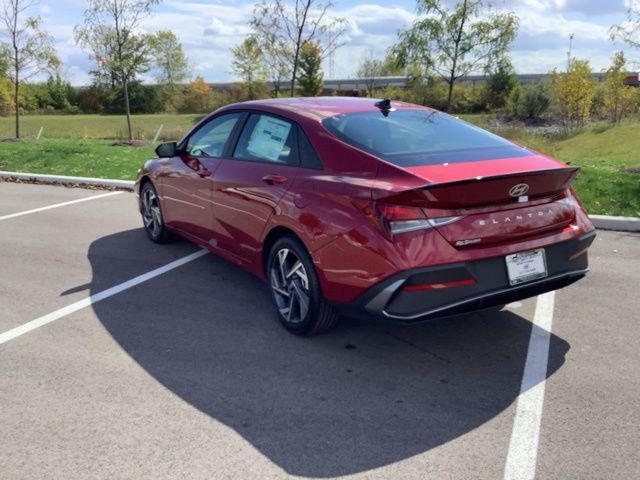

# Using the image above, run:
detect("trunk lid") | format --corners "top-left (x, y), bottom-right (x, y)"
top-left (374, 155), bottom-right (579, 247)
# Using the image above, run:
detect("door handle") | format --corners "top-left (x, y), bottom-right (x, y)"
top-left (262, 174), bottom-right (287, 185)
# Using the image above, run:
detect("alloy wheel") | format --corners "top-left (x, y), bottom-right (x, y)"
top-left (141, 187), bottom-right (162, 238)
top-left (270, 248), bottom-right (311, 324)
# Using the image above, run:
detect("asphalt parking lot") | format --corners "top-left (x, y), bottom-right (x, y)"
top-left (1, 181), bottom-right (638, 480)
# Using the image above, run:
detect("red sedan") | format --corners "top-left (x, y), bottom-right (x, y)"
top-left (135, 97), bottom-right (595, 334)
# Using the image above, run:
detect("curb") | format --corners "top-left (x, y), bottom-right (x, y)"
top-left (1, 171), bottom-right (639, 232)
top-left (589, 214), bottom-right (640, 232)
top-left (0, 171), bottom-right (134, 191)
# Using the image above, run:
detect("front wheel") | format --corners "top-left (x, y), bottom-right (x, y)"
top-left (267, 236), bottom-right (339, 335)
top-left (140, 182), bottom-right (171, 243)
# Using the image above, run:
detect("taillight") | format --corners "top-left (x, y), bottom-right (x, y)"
top-left (375, 203), bottom-right (431, 234)
top-left (371, 202), bottom-right (463, 237)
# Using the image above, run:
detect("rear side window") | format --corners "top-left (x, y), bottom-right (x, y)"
top-left (322, 109), bottom-right (533, 166)
top-left (233, 113), bottom-right (298, 166)
top-left (297, 128), bottom-right (323, 170)
top-left (186, 112), bottom-right (241, 157)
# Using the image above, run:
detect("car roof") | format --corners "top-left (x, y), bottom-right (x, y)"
top-left (217, 96), bottom-right (435, 122)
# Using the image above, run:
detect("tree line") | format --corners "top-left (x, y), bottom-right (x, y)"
top-left (1, 0), bottom-right (640, 140)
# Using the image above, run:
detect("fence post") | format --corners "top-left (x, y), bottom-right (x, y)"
top-left (36, 127), bottom-right (44, 141)
top-left (153, 124), bottom-right (164, 143)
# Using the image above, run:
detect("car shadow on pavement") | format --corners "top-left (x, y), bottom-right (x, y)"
top-left (84, 228), bottom-right (570, 478)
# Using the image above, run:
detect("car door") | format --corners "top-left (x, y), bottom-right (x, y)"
top-left (211, 112), bottom-right (300, 263)
top-left (162, 112), bottom-right (243, 241)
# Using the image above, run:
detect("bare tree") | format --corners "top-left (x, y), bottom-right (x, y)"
top-left (356, 50), bottom-right (383, 97)
top-left (251, 0), bottom-right (348, 96)
top-left (0, 0), bottom-right (56, 139)
top-left (75, 0), bottom-right (159, 141)
top-left (610, 1), bottom-right (640, 59)
top-left (261, 31), bottom-right (291, 97)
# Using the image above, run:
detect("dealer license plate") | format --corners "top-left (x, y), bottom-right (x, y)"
top-left (505, 249), bottom-right (548, 286)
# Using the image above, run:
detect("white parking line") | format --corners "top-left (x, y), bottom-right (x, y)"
top-left (504, 291), bottom-right (556, 480)
top-left (0, 191), bottom-right (123, 221)
top-left (0, 249), bottom-right (208, 345)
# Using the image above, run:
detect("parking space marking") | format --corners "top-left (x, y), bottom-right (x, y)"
top-left (0, 191), bottom-right (123, 221)
top-left (504, 291), bottom-right (555, 480)
top-left (0, 249), bottom-right (208, 345)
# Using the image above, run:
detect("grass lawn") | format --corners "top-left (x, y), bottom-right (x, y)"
top-left (0, 114), bottom-right (638, 217)
top-left (0, 114), bottom-right (202, 142)
top-left (494, 123), bottom-right (640, 217)
top-left (0, 139), bottom-right (154, 180)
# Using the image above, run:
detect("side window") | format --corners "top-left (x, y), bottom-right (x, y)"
top-left (232, 113), bottom-right (298, 166)
top-left (186, 113), bottom-right (241, 157)
top-left (297, 127), bottom-right (323, 170)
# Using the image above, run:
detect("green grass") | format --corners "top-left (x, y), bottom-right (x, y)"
top-left (492, 122), bottom-right (640, 217)
top-left (0, 114), bottom-right (638, 216)
top-left (0, 114), bottom-right (202, 141)
top-left (0, 139), bottom-right (154, 180)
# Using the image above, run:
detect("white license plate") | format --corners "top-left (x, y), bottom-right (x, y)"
top-left (505, 249), bottom-right (548, 286)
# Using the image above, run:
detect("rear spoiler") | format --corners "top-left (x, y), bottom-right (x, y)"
top-left (379, 166), bottom-right (580, 212)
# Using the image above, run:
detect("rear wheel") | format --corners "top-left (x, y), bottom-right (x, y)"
top-left (267, 236), bottom-right (339, 335)
top-left (140, 182), bottom-right (171, 243)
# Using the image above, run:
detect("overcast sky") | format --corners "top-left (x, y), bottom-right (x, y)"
top-left (29, 0), bottom-right (636, 85)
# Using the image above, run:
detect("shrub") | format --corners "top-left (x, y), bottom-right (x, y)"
top-left (77, 85), bottom-right (106, 113)
top-left (102, 82), bottom-right (164, 114)
top-left (0, 76), bottom-right (13, 115)
top-left (178, 76), bottom-right (224, 113)
top-left (509, 83), bottom-right (550, 120)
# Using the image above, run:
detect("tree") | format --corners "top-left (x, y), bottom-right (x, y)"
top-left (356, 50), bottom-right (384, 97)
top-left (250, 0), bottom-right (347, 96)
top-left (261, 33), bottom-right (291, 97)
top-left (610, 1), bottom-right (640, 51)
top-left (231, 35), bottom-right (265, 100)
top-left (601, 52), bottom-right (637, 124)
top-left (486, 58), bottom-right (519, 110)
top-left (148, 30), bottom-right (190, 111)
top-left (392, 0), bottom-right (518, 112)
top-left (45, 70), bottom-right (73, 110)
top-left (550, 59), bottom-right (595, 131)
top-left (297, 40), bottom-right (323, 96)
top-left (0, 0), bottom-right (57, 138)
top-left (148, 30), bottom-right (189, 83)
top-left (75, 0), bottom-right (159, 141)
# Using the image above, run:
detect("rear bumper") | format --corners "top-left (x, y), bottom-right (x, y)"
top-left (335, 231), bottom-right (595, 324)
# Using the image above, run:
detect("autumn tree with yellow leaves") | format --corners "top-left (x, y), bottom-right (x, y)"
top-left (601, 52), bottom-right (638, 124)
top-left (550, 59), bottom-right (595, 131)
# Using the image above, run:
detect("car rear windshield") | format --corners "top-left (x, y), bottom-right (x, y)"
top-left (322, 109), bottom-right (533, 166)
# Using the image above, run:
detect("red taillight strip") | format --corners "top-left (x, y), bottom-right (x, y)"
top-left (403, 278), bottom-right (476, 291)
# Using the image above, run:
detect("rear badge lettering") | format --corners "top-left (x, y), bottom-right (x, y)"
top-left (477, 209), bottom-right (556, 226)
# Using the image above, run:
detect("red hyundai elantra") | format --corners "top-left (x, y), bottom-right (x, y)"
top-left (135, 97), bottom-right (595, 334)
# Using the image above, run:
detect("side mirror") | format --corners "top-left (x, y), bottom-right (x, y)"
top-left (155, 141), bottom-right (178, 158)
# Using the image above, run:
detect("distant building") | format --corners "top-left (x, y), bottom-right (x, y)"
top-left (208, 72), bottom-right (640, 96)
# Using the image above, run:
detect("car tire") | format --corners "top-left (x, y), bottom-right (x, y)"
top-left (140, 181), bottom-right (171, 243)
top-left (267, 236), bottom-right (339, 335)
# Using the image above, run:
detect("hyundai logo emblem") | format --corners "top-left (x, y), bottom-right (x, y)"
top-left (509, 183), bottom-right (530, 197)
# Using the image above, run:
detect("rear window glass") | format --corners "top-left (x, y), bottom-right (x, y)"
top-left (322, 109), bottom-right (533, 166)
